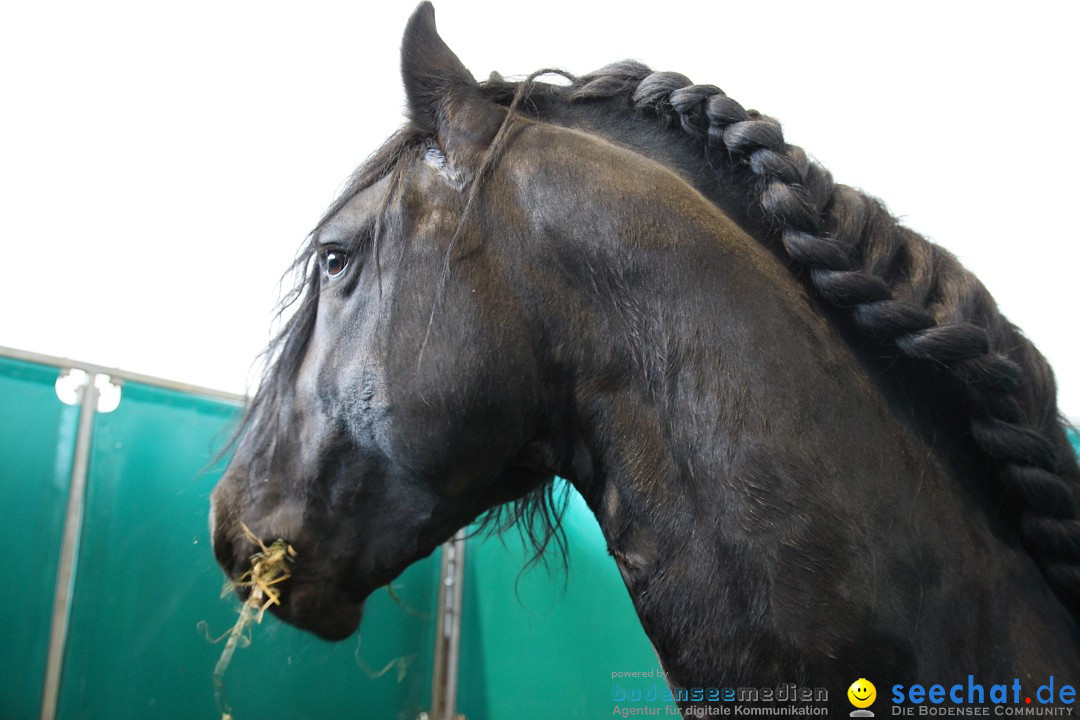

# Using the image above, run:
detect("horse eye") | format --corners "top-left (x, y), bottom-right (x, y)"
top-left (324, 250), bottom-right (348, 277)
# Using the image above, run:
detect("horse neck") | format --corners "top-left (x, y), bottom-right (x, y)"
top-left (548, 222), bottom-right (895, 688)
top-left (508, 124), bottom-right (1080, 687)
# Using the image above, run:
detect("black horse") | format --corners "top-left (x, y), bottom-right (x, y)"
top-left (211, 3), bottom-right (1080, 711)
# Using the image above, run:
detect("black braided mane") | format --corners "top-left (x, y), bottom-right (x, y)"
top-left (479, 62), bottom-right (1080, 614)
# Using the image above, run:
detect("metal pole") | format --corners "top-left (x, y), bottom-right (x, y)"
top-left (0, 344), bottom-right (244, 404)
top-left (39, 374), bottom-right (99, 720)
top-left (428, 529), bottom-right (467, 720)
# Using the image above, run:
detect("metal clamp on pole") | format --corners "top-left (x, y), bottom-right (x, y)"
top-left (422, 528), bottom-right (467, 720)
top-left (39, 372), bottom-right (99, 720)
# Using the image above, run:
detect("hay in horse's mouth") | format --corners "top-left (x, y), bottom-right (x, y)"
top-left (227, 523), bottom-right (297, 611)
top-left (212, 523), bottom-right (296, 720)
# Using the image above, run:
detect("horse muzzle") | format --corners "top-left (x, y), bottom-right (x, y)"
top-left (210, 518), bottom-right (365, 642)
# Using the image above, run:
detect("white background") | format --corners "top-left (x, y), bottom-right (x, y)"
top-left (1, 1), bottom-right (1076, 417)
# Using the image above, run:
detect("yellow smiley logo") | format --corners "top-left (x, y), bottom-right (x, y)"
top-left (848, 678), bottom-right (876, 708)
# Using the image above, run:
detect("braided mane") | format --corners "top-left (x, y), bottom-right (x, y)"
top-left (481, 62), bottom-right (1080, 614)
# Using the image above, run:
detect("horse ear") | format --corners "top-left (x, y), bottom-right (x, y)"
top-left (401, 2), bottom-right (501, 161)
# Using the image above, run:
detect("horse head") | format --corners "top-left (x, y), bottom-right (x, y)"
top-left (211, 4), bottom-right (581, 640)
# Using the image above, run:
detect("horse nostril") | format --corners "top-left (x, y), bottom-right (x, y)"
top-left (212, 530), bottom-right (235, 573)
top-left (211, 528), bottom-right (253, 583)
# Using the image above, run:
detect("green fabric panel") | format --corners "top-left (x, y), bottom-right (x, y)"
top-left (0, 358), bottom-right (79, 720)
top-left (55, 381), bottom-right (437, 720)
top-left (457, 480), bottom-right (677, 718)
